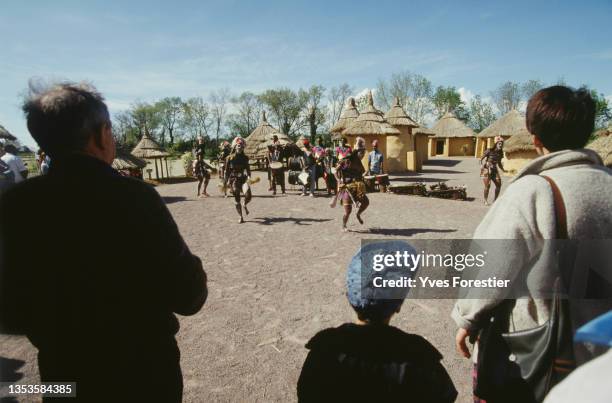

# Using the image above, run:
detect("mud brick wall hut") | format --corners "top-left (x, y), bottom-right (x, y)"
top-left (502, 134), bottom-right (538, 173)
top-left (131, 132), bottom-right (170, 180)
top-left (586, 129), bottom-right (611, 168)
top-left (428, 112), bottom-right (476, 157)
top-left (475, 110), bottom-right (530, 158)
top-left (384, 97), bottom-right (423, 171)
top-left (412, 127), bottom-right (435, 168)
top-left (244, 111), bottom-right (292, 169)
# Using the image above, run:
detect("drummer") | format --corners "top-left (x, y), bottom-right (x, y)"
top-left (335, 137), bottom-right (369, 232)
top-left (267, 142), bottom-right (286, 195)
top-left (313, 137), bottom-right (326, 189)
top-left (367, 139), bottom-right (384, 175)
top-left (225, 137), bottom-right (252, 223)
top-left (302, 139), bottom-right (316, 197)
top-left (322, 147), bottom-right (338, 196)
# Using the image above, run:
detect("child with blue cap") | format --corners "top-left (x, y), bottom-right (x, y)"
top-left (297, 240), bottom-right (457, 402)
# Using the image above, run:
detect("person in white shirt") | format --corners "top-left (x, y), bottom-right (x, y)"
top-left (0, 144), bottom-right (28, 183)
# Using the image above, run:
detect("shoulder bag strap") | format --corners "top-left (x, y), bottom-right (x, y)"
top-left (541, 175), bottom-right (568, 239)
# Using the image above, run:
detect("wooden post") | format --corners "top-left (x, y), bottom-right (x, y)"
top-left (165, 158), bottom-right (170, 178)
top-left (154, 158), bottom-right (159, 180)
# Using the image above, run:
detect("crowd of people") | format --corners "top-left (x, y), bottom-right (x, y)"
top-left (0, 81), bottom-right (611, 403)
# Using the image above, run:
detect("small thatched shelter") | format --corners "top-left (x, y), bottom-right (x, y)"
top-left (342, 91), bottom-right (400, 171)
top-left (502, 134), bottom-right (537, 173)
top-left (113, 147), bottom-right (147, 178)
top-left (131, 132), bottom-right (170, 180)
top-left (0, 124), bottom-right (17, 142)
top-left (428, 112), bottom-right (476, 157)
top-left (384, 97), bottom-right (423, 171)
top-left (330, 97), bottom-right (360, 142)
top-left (587, 135), bottom-right (612, 167)
top-left (244, 111), bottom-right (289, 165)
top-left (475, 110), bottom-right (529, 157)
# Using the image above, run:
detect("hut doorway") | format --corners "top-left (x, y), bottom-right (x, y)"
top-left (435, 140), bottom-right (445, 155)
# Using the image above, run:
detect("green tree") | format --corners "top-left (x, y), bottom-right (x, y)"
top-left (303, 85), bottom-right (326, 140)
top-left (586, 88), bottom-right (612, 129)
top-left (467, 95), bottom-right (496, 133)
top-left (432, 86), bottom-right (464, 119)
top-left (130, 102), bottom-right (163, 141)
top-left (226, 91), bottom-right (264, 138)
top-left (156, 97), bottom-right (183, 145)
top-left (258, 88), bottom-right (309, 138)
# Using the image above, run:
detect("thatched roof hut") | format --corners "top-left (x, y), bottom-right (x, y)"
top-left (384, 97), bottom-right (419, 128)
top-left (245, 111), bottom-right (289, 160)
top-left (594, 126), bottom-right (611, 138)
top-left (113, 147), bottom-right (147, 171)
top-left (587, 135), bottom-right (612, 167)
top-left (342, 91), bottom-right (400, 137)
top-left (131, 133), bottom-right (170, 180)
top-left (330, 97), bottom-right (360, 137)
top-left (478, 110), bottom-right (529, 138)
top-left (430, 112), bottom-right (475, 138)
top-left (131, 133), bottom-right (170, 158)
top-left (0, 124), bottom-right (17, 141)
top-left (503, 134), bottom-right (535, 154)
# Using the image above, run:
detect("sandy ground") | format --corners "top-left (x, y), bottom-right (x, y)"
top-left (1, 157), bottom-right (508, 402)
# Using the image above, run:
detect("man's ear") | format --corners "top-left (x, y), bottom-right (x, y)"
top-left (533, 135), bottom-right (544, 148)
top-left (93, 126), bottom-right (106, 150)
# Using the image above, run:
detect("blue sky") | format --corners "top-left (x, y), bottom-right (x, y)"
top-left (1, 0), bottom-right (611, 147)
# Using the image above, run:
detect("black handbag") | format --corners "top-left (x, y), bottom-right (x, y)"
top-left (474, 175), bottom-right (576, 403)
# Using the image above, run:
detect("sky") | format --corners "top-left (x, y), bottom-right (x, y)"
top-left (1, 0), bottom-right (611, 147)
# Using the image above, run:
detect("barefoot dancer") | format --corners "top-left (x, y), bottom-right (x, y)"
top-left (193, 154), bottom-right (213, 197)
top-left (335, 137), bottom-right (369, 231)
top-left (225, 137), bottom-right (252, 223)
top-left (480, 136), bottom-right (507, 205)
top-left (218, 140), bottom-right (231, 197)
top-left (267, 143), bottom-right (286, 195)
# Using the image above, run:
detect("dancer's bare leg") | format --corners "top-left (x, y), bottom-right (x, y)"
top-left (356, 197), bottom-right (369, 225)
top-left (483, 178), bottom-right (491, 205)
top-left (493, 177), bottom-right (502, 201)
top-left (343, 204), bottom-right (352, 231)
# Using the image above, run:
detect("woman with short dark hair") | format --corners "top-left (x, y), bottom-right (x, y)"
top-left (452, 86), bottom-right (612, 401)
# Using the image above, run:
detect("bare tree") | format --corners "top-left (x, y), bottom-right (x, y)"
top-left (302, 85), bottom-right (326, 140)
top-left (182, 97), bottom-right (212, 141)
top-left (209, 88), bottom-right (231, 148)
top-left (491, 81), bottom-right (521, 114)
top-left (468, 95), bottom-right (496, 133)
top-left (521, 80), bottom-right (545, 103)
top-left (326, 83), bottom-right (354, 126)
top-left (376, 71), bottom-right (433, 124)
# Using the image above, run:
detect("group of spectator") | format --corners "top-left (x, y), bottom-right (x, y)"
top-left (0, 81), bottom-right (610, 402)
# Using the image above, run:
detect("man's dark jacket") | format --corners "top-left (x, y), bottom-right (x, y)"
top-left (0, 154), bottom-right (207, 402)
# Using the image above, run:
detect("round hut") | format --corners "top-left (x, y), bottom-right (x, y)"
top-left (412, 127), bottom-right (436, 166)
top-left (428, 112), bottom-right (476, 157)
top-left (131, 132), bottom-right (170, 180)
top-left (342, 91), bottom-right (400, 171)
top-left (503, 134), bottom-right (538, 173)
top-left (587, 135), bottom-right (612, 168)
top-left (475, 110), bottom-right (529, 157)
top-left (330, 97), bottom-right (360, 145)
top-left (384, 97), bottom-right (421, 171)
top-left (244, 111), bottom-right (290, 168)
top-left (113, 147), bottom-right (147, 179)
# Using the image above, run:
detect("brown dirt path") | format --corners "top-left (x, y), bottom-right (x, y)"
top-left (2, 157), bottom-right (501, 402)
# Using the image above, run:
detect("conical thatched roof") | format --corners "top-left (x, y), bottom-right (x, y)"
top-left (244, 111), bottom-right (290, 159)
top-left (478, 110), bottom-right (530, 138)
top-left (594, 126), bottom-right (611, 138)
top-left (430, 112), bottom-right (475, 138)
top-left (587, 135), bottom-right (612, 167)
top-left (342, 91), bottom-right (400, 136)
top-left (384, 97), bottom-right (419, 128)
top-left (330, 97), bottom-right (360, 135)
top-left (413, 127), bottom-right (436, 136)
top-left (0, 124), bottom-right (17, 141)
top-left (131, 133), bottom-right (170, 158)
top-left (113, 147), bottom-right (147, 170)
top-left (504, 134), bottom-right (535, 153)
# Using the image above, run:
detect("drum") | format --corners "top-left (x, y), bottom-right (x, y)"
top-left (269, 161), bottom-right (283, 170)
top-left (298, 172), bottom-right (310, 186)
top-left (376, 174), bottom-right (390, 192)
top-left (288, 171), bottom-right (300, 185)
top-left (364, 175), bottom-right (376, 193)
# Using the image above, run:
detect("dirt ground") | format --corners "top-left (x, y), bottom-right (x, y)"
top-left (1, 157), bottom-right (507, 402)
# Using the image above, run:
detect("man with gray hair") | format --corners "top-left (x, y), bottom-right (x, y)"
top-left (0, 81), bottom-right (208, 402)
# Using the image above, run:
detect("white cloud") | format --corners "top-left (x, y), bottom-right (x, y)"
top-left (458, 87), bottom-right (474, 104)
